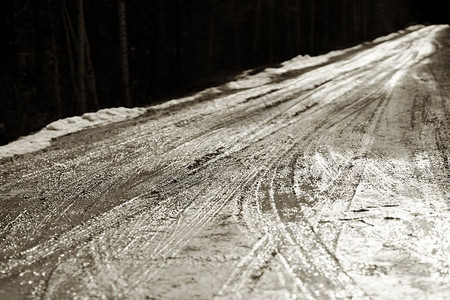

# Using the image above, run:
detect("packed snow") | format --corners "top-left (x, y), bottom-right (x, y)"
top-left (0, 25), bottom-right (427, 159)
top-left (0, 107), bottom-right (146, 159)
top-left (1, 24), bottom-right (449, 299)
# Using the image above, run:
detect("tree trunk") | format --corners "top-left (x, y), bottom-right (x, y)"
top-left (157, 0), bottom-right (168, 89)
top-left (82, 21), bottom-right (100, 109)
top-left (294, 0), bottom-right (302, 53)
top-left (207, 14), bottom-right (215, 75)
top-left (284, 0), bottom-right (293, 58)
top-left (342, 0), bottom-right (349, 46)
top-left (48, 0), bottom-right (63, 117)
top-left (252, 0), bottom-right (262, 64)
top-left (268, 0), bottom-right (275, 62)
top-left (77, 0), bottom-right (87, 113)
top-left (62, 0), bottom-right (78, 102)
top-left (174, 0), bottom-right (182, 81)
top-left (231, 0), bottom-right (241, 68)
top-left (353, 0), bottom-right (360, 41)
top-left (309, 0), bottom-right (316, 53)
top-left (118, 0), bottom-right (132, 107)
top-left (361, 0), bottom-right (366, 39)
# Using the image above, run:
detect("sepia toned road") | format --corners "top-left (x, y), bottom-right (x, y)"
top-left (1, 25), bottom-right (449, 299)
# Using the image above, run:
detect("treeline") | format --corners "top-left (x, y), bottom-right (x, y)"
top-left (0, 0), bottom-right (425, 145)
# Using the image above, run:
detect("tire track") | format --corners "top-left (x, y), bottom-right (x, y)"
top-left (0, 25), bottom-right (448, 299)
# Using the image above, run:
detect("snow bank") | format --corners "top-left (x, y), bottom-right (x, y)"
top-left (225, 24), bottom-right (426, 91)
top-left (0, 107), bottom-right (146, 159)
top-left (372, 24), bottom-right (424, 43)
top-left (0, 24), bottom-right (429, 159)
top-left (0, 86), bottom-right (224, 159)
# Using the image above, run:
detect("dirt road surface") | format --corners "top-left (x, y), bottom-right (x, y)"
top-left (1, 25), bottom-right (449, 299)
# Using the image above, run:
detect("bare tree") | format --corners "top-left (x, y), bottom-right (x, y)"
top-left (207, 13), bottom-right (215, 75)
top-left (252, 0), bottom-right (262, 64)
top-left (309, 0), bottom-right (316, 53)
top-left (361, 0), bottom-right (367, 39)
top-left (83, 22), bottom-right (100, 109)
top-left (294, 0), bottom-right (302, 52)
top-left (118, 0), bottom-right (132, 107)
top-left (284, 0), bottom-right (294, 58)
top-left (231, 0), bottom-right (241, 68)
top-left (268, 0), bottom-right (275, 62)
top-left (48, 0), bottom-right (63, 117)
top-left (77, 0), bottom-right (87, 113)
top-left (62, 0), bottom-right (78, 103)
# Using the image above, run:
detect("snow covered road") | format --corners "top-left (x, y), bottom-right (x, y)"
top-left (1, 25), bottom-right (449, 299)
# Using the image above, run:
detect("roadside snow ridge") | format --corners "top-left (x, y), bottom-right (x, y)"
top-left (0, 107), bottom-right (146, 159)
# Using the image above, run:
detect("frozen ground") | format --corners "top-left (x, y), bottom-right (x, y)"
top-left (0, 25), bottom-right (425, 160)
top-left (0, 107), bottom-right (146, 159)
top-left (0, 25), bottom-right (449, 299)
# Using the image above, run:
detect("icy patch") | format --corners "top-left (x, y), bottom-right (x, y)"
top-left (372, 24), bottom-right (424, 43)
top-left (226, 73), bottom-right (272, 90)
top-left (0, 87), bottom-right (224, 159)
top-left (151, 87), bottom-right (222, 110)
top-left (224, 25), bottom-right (427, 92)
top-left (0, 24), bottom-right (439, 160)
top-left (224, 55), bottom-right (337, 90)
top-left (0, 107), bottom-right (146, 159)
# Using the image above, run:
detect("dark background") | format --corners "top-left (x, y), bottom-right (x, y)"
top-left (0, 0), bottom-right (447, 145)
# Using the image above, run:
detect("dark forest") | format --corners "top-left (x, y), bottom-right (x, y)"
top-left (0, 0), bottom-right (447, 145)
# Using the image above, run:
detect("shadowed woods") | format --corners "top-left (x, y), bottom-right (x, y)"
top-left (0, 0), bottom-right (446, 145)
